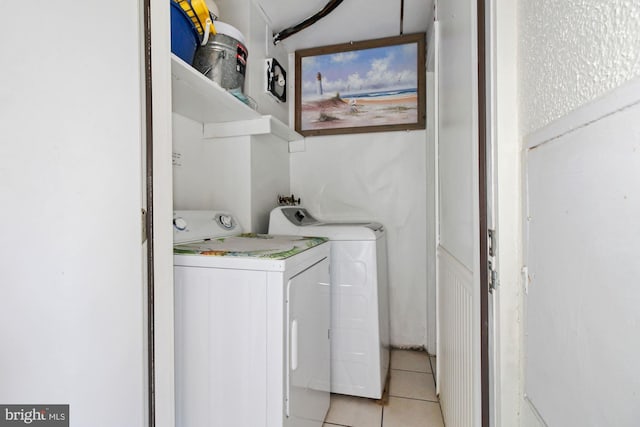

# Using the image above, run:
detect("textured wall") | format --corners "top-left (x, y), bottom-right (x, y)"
top-left (520, 0), bottom-right (640, 134)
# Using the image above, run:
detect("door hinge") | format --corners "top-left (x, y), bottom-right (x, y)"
top-left (522, 266), bottom-right (530, 294)
top-left (488, 260), bottom-right (498, 292)
top-left (488, 229), bottom-right (498, 292)
top-left (141, 208), bottom-right (148, 244)
top-left (488, 228), bottom-right (496, 257)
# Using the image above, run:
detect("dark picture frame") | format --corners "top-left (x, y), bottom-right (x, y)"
top-left (295, 33), bottom-right (426, 137)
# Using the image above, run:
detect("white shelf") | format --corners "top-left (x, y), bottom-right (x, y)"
top-left (171, 54), bottom-right (302, 143)
top-left (203, 116), bottom-right (302, 142)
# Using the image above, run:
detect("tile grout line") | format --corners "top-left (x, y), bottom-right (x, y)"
top-left (388, 394), bottom-right (441, 404)
top-left (327, 352), bottom-right (440, 426)
top-left (428, 361), bottom-right (445, 427)
top-left (391, 367), bottom-right (433, 374)
top-left (388, 361), bottom-right (440, 407)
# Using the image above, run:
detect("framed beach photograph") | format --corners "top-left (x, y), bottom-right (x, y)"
top-left (295, 33), bottom-right (426, 137)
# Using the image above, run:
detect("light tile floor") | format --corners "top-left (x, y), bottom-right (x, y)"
top-left (324, 350), bottom-right (444, 427)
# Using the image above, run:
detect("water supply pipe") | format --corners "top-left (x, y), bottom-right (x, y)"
top-left (272, 0), bottom-right (344, 44)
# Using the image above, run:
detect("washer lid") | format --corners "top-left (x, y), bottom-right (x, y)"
top-left (274, 207), bottom-right (384, 240)
top-left (174, 233), bottom-right (327, 259)
top-left (294, 222), bottom-right (384, 240)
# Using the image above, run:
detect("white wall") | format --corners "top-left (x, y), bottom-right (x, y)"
top-left (290, 131), bottom-right (428, 347)
top-left (518, 2), bottom-right (640, 426)
top-left (250, 134), bottom-right (291, 233)
top-left (172, 114), bottom-right (290, 233)
top-left (0, 2), bottom-right (147, 426)
top-left (173, 114), bottom-right (220, 209)
top-left (524, 84), bottom-right (640, 427)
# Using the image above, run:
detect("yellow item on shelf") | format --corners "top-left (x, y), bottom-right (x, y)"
top-left (174, 0), bottom-right (210, 36)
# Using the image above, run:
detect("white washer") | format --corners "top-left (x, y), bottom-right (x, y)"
top-left (173, 210), bottom-right (331, 427)
top-left (269, 207), bottom-right (390, 399)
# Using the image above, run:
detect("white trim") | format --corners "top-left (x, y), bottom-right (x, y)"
top-left (485, 0), bottom-right (499, 425)
top-left (432, 18), bottom-right (441, 394)
top-left (425, 19), bottom-right (439, 356)
top-left (523, 396), bottom-right (549, 427)
top-left (525, 76), bottom-right (640, 149)
top-left (151, 0), bottom-right (176, 425)
top-left (203, 116), bottom-right (302, 142)
top-left (438, 246), bottom-right (474, 285)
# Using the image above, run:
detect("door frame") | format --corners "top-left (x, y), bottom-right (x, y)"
top-left (477, 0), bottom-right (492, 425)
top-left (146, 1), bottom-right (176, 427)
top-left (426, 19), bottom-right (440, 358)
top-left (481, 1), bottom-right (522, 425)
top-left (142, 1), bottom-right (155, 425)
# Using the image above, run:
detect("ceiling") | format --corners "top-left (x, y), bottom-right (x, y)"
top-left (255, 0), bottom-right (434, 52)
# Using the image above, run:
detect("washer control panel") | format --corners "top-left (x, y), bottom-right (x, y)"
top-left (217, 214), bottom-right (235, 229)
top-left (173, 217), bottom-right (188, 231)
top-left (173, 210), bottom-right (240, 244)
top-left (281, 207), bottom-right (320, 226)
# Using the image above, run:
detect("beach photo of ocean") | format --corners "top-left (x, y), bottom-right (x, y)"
top-left (297, 36), bottom-right (423, 134)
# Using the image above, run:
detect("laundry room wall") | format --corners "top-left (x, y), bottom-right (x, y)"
top-left (172, 113), bottom-right (290, 232)
top-left (289, 131), bottom-right (428, 347)
top-left (173, 113), bottom-right (222, 209)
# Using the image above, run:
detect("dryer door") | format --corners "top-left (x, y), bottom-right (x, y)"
top-left (286, 258), bottom-right (331, 425)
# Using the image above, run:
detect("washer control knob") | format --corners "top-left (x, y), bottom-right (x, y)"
top-left (173, 217), bottom-right (187, 231)
top-left (218, 214), bottom-right (234, 229)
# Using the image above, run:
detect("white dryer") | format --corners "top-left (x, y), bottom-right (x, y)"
top-left (269, 207), bottom-right (390, 399)
top-left (173, 210), bottom-right (331, 427)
